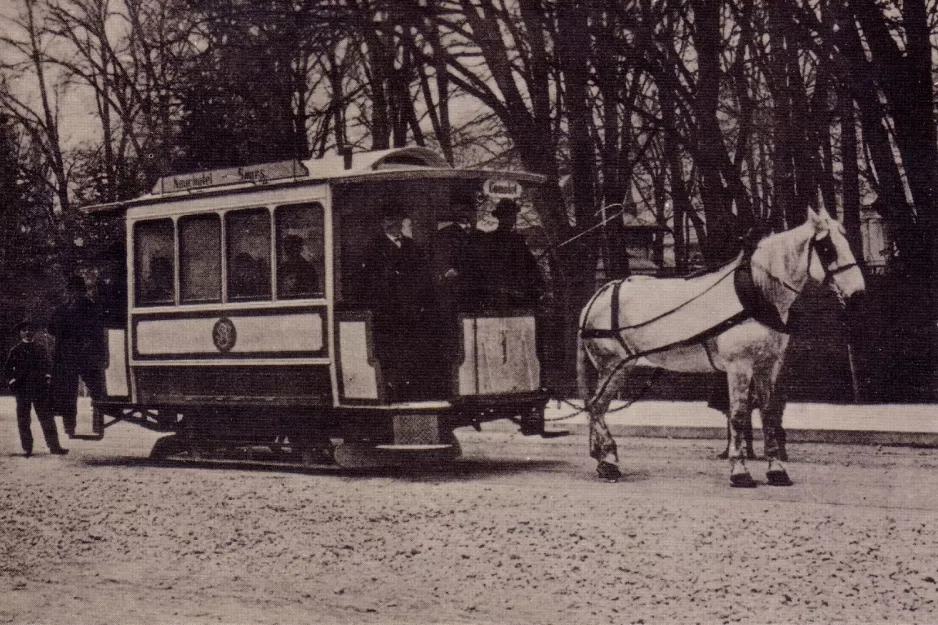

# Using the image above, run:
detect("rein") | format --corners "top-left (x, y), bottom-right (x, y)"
top-left (534, 208), bottom-right (627, 261)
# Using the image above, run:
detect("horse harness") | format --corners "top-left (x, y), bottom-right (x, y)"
top-left (580, 272), bottom-right (749, 364)
top-left (580, 230), bottom-right (858, 364)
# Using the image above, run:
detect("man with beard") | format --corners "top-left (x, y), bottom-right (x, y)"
top-left (359, 204), bottom-right (440, 401)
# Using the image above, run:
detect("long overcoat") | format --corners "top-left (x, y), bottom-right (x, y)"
top-left (4, 341), bottom-right (52, 399)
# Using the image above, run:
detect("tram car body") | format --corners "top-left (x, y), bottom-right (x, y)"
top-left (85, 147), bottom-right (550, 466)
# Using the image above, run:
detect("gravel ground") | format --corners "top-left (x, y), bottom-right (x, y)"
top-left (2, 401), bottom-right (938, 625)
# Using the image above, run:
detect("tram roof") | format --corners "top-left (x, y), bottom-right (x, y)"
top-left (81, 146), bottom-right (546, 215)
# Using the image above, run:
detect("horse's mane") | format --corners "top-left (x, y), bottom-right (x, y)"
top-left (750, 222), bottom-right (814, 312)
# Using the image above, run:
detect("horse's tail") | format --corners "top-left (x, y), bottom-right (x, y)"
top-left (576, 310), bottom-right (593, 405)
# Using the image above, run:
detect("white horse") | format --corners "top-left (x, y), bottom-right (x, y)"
top-left (577, 209), bottom-right (866, 487)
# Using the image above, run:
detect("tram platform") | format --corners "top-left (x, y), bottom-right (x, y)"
top-left (536, 400), bottom-right (938, 447)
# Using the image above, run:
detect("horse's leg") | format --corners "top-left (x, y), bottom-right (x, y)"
top-left (587, 359), bottom-right (632, 482)
top-left (756, 359), bottom-right (792, 486)
top-left (711, 374), bottom-right (755, 460)
top-left (726, 366), bottom-right (757, 488)
top-left (717, 415), bottom-right (730, 460)
top-left (707, 372), bottom-right (734, 460)
top-left (743, 401), bottom-right (756, 460)
top-left (720, 412), bottom-right (756, 459)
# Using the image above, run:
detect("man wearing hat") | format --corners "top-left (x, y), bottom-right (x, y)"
top-left (358, 203), bottom-right (441, 401)
top-left (433, 199), bottom-right (483, 366)
top-left (49, 274), bottom-right (106, 437)
top-left (4, 319), bottom-right (68, 456)
top-left (434, 199), bottom-right (482, 311)
top-left (479, 199), bottom-right (544, 309)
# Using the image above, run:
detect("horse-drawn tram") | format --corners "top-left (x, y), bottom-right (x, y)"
top-left (83, 147), bottom-right (551, 468)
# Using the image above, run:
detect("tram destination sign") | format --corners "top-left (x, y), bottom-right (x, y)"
top-left (483, 177), bottom-right (523, 199)
top-left (153, 160), bottom-right (309, 195)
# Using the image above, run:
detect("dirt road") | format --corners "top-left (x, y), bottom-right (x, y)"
top-left (2, 410), bottom-right (937, 625)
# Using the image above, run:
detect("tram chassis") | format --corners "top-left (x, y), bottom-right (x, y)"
top-left (93, 389), bottom-right (551, 467)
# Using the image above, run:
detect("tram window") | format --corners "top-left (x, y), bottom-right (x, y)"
top-left (275, 203), bottom-right (324, 299)
top-left (134, 219), bottom-right (175, 306)
top-left (226, 208), bottom-right (272, 300)
top-left (179, 214), bottom-right (221, 303)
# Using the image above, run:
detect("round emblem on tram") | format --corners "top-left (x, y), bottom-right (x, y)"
top-left (212, 317), bottom-right (237, 352)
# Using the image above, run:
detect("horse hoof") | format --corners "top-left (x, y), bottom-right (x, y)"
top-left (778, 450), bottom-right (789, 462)
top-left (730, 472), bottom-right (757, 488)
top-left (766, 470), bottom-right (793, 486)
top-left (716, 449), bottom-right (729, 460)
top-left (596, 461), bottom-right (621, 482)
top-left (745, 448), bottom-right (757, 460)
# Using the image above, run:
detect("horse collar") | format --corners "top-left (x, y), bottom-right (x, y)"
top-left (734, 254), bottom-right (793, 333)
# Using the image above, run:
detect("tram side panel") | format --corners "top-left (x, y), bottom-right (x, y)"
top-left (94, 308), bottom-right (335, 441)
top-left (458, 313), bottom-right (540, 396)
top-left (335, 309), bottom-right (382, 403)
top-left (103, 328), bottom-right (130, 400)
top-left (336, 308), bottom-right (542, 406)
top-left (131, 309), bottom-right (332, 408)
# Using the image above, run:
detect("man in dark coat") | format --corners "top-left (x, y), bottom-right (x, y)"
top-left (433, 201), bottom-right (482, 367)
top-left (434, 201), bottom-right (481, 311)
top-left (49, 275), bottom-right (106, 437)
top-left (359, 204), bottom-right (440, 401)
top-left (4, 319), bottom-right (68, 456)
top-left (98, 244), bottom-right (128, 326)
top-left (480, 199), bottom-right (544, 309)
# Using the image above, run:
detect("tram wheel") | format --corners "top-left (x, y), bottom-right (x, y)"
top-left (333, 437), bottom-right (461, 470)
top-left (149, 434), bottom-right (187, 461)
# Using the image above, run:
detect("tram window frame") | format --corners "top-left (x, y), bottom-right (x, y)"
top-left (179, 213), bottom-right (222, 304)
top-left (225, 207), bottom-right (273, 302)
top-left (133, 218), bottom-right (176, 307)
top-left (275, 202), bottom-right (325, 300)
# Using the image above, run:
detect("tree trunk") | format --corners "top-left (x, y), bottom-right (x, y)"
top-left (662, 83), bottom-right (690, 273)
top-left (840, 96), bottom-right (862, 259)
top-left (691, 0), bottom-right (738, 261)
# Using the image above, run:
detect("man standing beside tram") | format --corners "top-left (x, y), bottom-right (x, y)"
top-left (48, 275), bottom-right (107, 438)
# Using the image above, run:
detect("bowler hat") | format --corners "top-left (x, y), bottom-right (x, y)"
top-left (13, 318), bottom-right (34, 333)
top-left (492, 199), bottom-right (520, 219)
top-left (67, 274), bottom-right (87, 292)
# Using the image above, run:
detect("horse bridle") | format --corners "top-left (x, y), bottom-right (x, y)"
top-left (753, 229), bottom-right (858, 296)
top-left (810, 231), bottom-right (859, 282)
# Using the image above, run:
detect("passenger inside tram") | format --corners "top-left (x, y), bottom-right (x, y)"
top-left (278, 234), bottom-right (319, 298)
top-left (144, 256), bottom-right (174, 303)
top-left (230, 252), bottom-right (268, 299)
